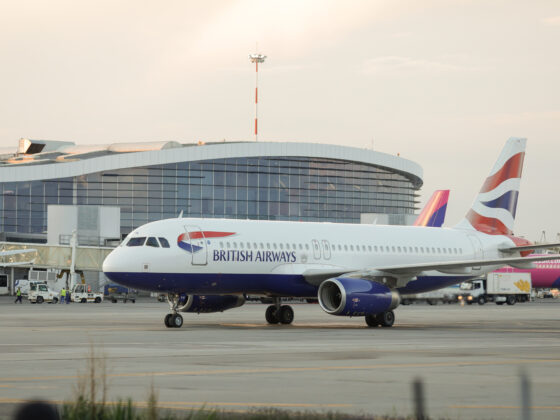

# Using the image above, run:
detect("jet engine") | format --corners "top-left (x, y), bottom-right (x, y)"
top-left (177, 294), bottom-right (245, 313)
top-left (318, 277), bottom-right (400, 316)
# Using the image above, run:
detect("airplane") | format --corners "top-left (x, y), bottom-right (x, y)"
top-left (414, 191), bottom-right (560, 290)
top-left (493, 257), bottom-right (560, 289)
top-left (103, 137), bottom-right (560, 329)
top-left (413, 189), bottom-right (449, 227)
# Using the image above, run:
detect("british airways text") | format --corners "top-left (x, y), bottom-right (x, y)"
top-left (213, 250), bottom-right (296, 263)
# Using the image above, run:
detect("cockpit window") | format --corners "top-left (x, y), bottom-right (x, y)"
top-left (127, 237), bottom-right (146, 247)
top-left (158, 237), bottom-right (170, 248)
top-left (146, 237), bottom-right (159, 248)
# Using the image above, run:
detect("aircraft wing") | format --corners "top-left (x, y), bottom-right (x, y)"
top-left (499, 242), bottom-right (560, 253)
top-left (372, 254), bottom-right (560, 275)
top-left (302, 268), bottom-right (357, 285)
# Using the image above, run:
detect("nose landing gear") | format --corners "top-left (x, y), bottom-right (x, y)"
top-left (164, 294), bottom-right (184, 328)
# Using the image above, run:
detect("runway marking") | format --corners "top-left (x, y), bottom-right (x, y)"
top-left (1, 358), bottom-right (560, 383)
top-left (451, 405), bottom-right (560, 411)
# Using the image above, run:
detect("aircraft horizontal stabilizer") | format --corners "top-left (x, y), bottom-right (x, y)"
top-left (372, 254), bottom-right (560, 276)
top-left (499, 242), bottom-right (560, 253)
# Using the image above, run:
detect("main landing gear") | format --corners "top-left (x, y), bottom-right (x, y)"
top-left (365, 310), bottom-right (395, 328)
top-left (164, 294), bottom-right (184, 328)
top-left (265, 298), bottom-right (294, 325)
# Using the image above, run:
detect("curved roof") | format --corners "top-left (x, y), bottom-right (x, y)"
top-left (0, 141), bottom-right (423, 187)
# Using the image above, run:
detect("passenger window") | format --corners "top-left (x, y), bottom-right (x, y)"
top-left (219, 241), bottom-right (224, 248)
top-left (279, 243), bottom-right (283, 249)
top-left (158, 237), bottom-right (170, 248)
top-left (240, 242), bottom-right (244, 249)
top-left (350, 245), bottom-right (354, 251)
top-left (146, 237), bottom-right (159, 248)
top-left (305, 244), bottom-right (309, 250)
top-left (260, 243), bottom-right (264, 249)
top-left (127, 237), bottom-right (146, 247)
top-left (397, 246), bottom-right (401, 253)
top-left (344, 245), bottom-right (348, 251)
top-left (299, 244), bottom-right (303, 250)
top-left (392, 246), bottom-right (396, 252)
top-left (267, 243), bottom-right (271, 249)
top-left (437, 248), bottom-right (441, 253)
top-left (432, 247), bottom-right (436, 253)
top-left (253, 242), bottom-right (257, 249)
top-left (227, 242), bottom-right (231, 249)
top-left (368, 245), bottom-right (372, 252)
top-left (273, 243), bottom-right (277, 249)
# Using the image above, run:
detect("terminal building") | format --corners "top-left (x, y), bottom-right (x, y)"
top-left (0, 138), bottom-right (423, 294)
top-left (0, 138), bottom-right (423, 243)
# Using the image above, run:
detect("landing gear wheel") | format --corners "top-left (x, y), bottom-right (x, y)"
top-left (265, 305), bottom-right (280, 324)
top-left (365, 314), bottom-right (380, 327)
top-left (171, 314), bottom-right (183, 328)
top-left (279, 305), bottom-right (294, 324)
top-left (506, 295), bottom-right (516, 305)
top-left (379, 311), bottom-right (395, 328)
top-left (164, 313), bottom-right (173, 328)
top-left (477, 296), bottom-right (486, 305)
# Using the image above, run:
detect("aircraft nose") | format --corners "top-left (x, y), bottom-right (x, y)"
top-left (102, 249), bottom-right (120, 274)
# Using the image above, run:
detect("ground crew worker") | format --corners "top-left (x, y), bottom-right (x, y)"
top-left (60, 288), bottom-right (66, 304)
top-left (14, 287), bottom-right (22, 304)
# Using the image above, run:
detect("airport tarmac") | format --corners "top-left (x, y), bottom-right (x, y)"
top-left (0, 298), bottom-right (559, 419)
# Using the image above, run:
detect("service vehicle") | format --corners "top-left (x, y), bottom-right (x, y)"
top-left (459, 272), bottom-right (532, 305)
top-left (105, 284), bottom-right (136, 303)
top-left (71, 284), bottom-right (103, 303)
top-left (28, 282), bottom-right (59, 304)
top-left (401, 285), bottom-right (461, 305)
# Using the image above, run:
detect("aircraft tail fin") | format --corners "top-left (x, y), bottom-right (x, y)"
top-left (456, 137), bottom-right (526, 235)
top-left (413, 190), bottom-right (449, 227)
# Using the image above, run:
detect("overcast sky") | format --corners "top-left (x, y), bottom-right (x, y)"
top-left (1, 1), bottom-right (558, 240)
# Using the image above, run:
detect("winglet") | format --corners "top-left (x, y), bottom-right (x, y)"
top-left (413, 190), bottom-right (450, 227)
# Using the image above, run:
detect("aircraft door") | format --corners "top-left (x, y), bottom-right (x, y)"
top-left (184, 226), bottom-right (208, 265)
top-left (312, 240), bottom-right (321, 260)
top-left (322, 240), bottom-right (331, 260)
top-left (467, 234), bottom-right (484, 271)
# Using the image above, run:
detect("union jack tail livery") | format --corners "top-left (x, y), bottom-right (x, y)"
top-left (458, 137), bottom-right (526, 235)
top-left (413, 190), bottom-right (450, 227)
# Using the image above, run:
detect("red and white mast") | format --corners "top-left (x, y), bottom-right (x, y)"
top-left (249, 53), bottom-right (266, 142)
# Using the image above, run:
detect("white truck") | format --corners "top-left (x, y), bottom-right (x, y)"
top-left (28, 282), bottom-right (59, 304)
top-left (459, 272), bottom-right (532, 305)
top-left (71, 284), bottom-right (103, 303)
top-left (401, 285), bottom-right (462, 305)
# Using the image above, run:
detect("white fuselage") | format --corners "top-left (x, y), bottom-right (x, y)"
top-left (103, 218), bottom-right (514, 297)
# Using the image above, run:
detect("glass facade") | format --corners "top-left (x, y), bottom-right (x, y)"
top-left (0, 156), bottom-right (418, 237)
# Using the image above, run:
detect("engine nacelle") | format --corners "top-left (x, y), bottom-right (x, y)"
top-left (178, 295), bottom-right (245, 313)
top-left (318, 277), bottom-right (400, 316)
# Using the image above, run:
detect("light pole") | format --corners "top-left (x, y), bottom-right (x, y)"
top-left (249, 53), bottom-right (266, 141)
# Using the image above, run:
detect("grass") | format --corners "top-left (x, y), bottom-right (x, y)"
top-left (51, 342), bottom-right (416, 419)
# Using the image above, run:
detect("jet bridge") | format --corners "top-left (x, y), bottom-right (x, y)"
top-left (0, 242), bottom-right (114, 294)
